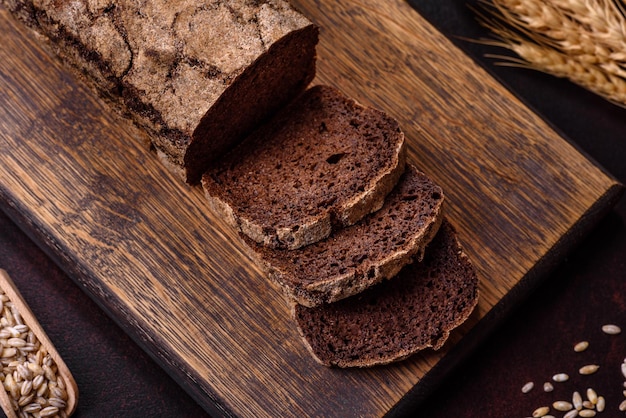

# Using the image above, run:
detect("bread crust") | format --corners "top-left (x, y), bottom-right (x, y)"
top-left (3, 0), bottom-right (318, 183)
top-left (292, 220), bottom-right (480, 368)
top-left (243, 165), bottom-right (445, 307)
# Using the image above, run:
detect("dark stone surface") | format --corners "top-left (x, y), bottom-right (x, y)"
top-left (1, 2), bottom-right (625, 417)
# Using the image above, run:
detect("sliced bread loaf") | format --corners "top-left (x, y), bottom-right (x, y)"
top-left (242, 164), bottom-right (444, 307)
top-left (202, 85), bottom-right (407, 250)
top-left (4, 0), bottom-right (318, 183)
top-left (293, 219), bottom-right (479, 368)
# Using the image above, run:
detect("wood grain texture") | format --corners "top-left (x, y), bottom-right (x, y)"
top-left (0, 1), bottom-right (621, 417)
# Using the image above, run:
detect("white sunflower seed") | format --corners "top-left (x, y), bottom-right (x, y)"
top-left (601, 324), bottom-right (621, 335)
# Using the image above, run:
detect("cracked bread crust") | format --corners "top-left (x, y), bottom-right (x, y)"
top-left (293, 220), bottom-right (479, 368)
top-left (243, 165), bottom-right (445, 307)
top-left (3, 0), bottom-right (318, 183)
top-left (202, 85), bottom-right (407, 250)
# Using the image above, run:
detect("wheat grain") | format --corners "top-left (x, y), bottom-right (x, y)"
top-left (0, 288), bottom-right (70, 417)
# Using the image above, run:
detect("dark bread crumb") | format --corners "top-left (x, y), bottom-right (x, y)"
top-left (293, 219), bottom-right (479, 368)
top-left (202, 85), bottom-right (407, 250)
top-left (243, 165), bottom-right (444, 307)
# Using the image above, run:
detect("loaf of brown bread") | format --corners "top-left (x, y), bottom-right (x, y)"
top-left (202, 85), bottom-right (407, 250)
top-left (293, 220), bottom-right (479, 368)
top-left (3, 0), bottom-right (318, 183)
top-left (242, 165), bottom-right (444, 307)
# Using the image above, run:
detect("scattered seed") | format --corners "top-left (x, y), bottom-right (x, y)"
top-left (621, 362), bottom-right (626, 379)
top-left (586, 388), bottom-right (598, 404)
top-left (574, 341), bottom-right (589, 352)
top-left (578, 410), bottom-right (595, 417)
top-left (582, 400), bottom-right (593, 409)
top-left (579, 364), bottom-right (600, 375)
top-left (564, 410), bottom-right (579, 418)
top-left (620, 399), bottom-right (626, 411)
top-left (522, 381), bottom-right (535, 393)
top-left (596, 396), bottom-right (605, 412)
top-left (552, 373), bottom-right (569, 382)
top-left (553, 400), bottom-right (573, 411)
top-left (601, 324), bottom-right (621, 335)
top-left (573, 391), bottom-right (583, 410)
top-left (532, 406), bottom-right (550, 417)
top-left (543, 382), bottom-right (554, 392)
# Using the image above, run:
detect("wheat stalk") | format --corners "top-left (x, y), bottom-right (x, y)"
top-left (476, 0), bottom-right (626, 106)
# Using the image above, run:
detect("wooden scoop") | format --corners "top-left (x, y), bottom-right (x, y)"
top-left (0, 269), bottom-right (78, 418)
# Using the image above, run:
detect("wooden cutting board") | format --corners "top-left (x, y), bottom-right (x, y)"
top-left (0, 0), bottom-right (622, 417)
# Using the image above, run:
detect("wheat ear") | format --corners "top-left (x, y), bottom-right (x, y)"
top-left (476, 0), bottom-right (626, 106)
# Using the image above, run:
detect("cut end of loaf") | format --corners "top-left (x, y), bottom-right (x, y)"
top-left (293, 220), bottom-right (479, 368)
top-left (183, 23), bottom-right (319, 184)
top-left (202, 84), bottom-right (407, 250)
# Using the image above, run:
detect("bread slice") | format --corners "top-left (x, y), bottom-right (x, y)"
top-left (4, 0), bottom-right (318, 184)
top-left (293, 219), bottom-right (479, 368)
top-left (243, 164), bottom-right (444, 307)
top-left (202, 85), bottom-right (407, 250)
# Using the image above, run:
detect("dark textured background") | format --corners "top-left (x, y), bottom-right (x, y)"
top-left (1, 1), bottom-right (625, 417)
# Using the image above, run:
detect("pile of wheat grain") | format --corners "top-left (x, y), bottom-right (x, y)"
top-left (476, 0), bottom-right (626, 106)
